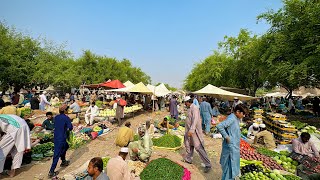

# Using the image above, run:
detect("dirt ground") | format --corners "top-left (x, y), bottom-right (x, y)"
top-left (4, 111), bottom-right (223, 180)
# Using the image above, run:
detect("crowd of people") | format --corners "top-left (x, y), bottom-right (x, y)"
top-left (1, 87), bottom-right (320, 180)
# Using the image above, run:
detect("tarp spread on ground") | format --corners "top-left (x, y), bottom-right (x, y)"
top-left (147, 83), bottom-right (171, 97)
top-left (123, 80), bottom-right (135, 87)
top-left (194, 84), bottom-right (256, 101)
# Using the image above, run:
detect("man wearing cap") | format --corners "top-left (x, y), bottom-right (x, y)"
top-left (253, 124), bottom-right (276, 150)
top-left (115, 122), bottom-right (134, 147)
top-left (48, 104), bottom-right (73, 178)
top-left (199, 97), bottom-right (213, 135)
top-left (85, 101), bottom-right (99, 126)
top-left (128, 126), bottom-right (153, 162)
top-left (216, 104), bottom-right (247, 180)
top-left (0, 114), bottom-right (31, 178)
top-left (183, 96), bottom-right (212, 173)
top-left (107, 147), bottom-right (133, 180)
top-left (247, 123), bottom-right (260, 139)
top-left (39, 91), bottom-right (51, 111)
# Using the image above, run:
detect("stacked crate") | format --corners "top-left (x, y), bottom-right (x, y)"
top-left (264, 113), bottom-right (298, 144)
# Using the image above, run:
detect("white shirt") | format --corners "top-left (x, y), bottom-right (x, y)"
top-left (40, 94), bottom-right (50, 106)
top-left (86, 105), bottom-right (99, 115)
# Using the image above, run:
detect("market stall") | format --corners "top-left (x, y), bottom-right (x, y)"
top-left (194, 84), bottom-right (256, 101)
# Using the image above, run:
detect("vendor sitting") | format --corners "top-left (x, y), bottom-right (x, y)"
top-left (128, 126), bottom-right (153, 162)
top-left (41, 112), bottom-right (55, 130)
top-left (247, 123), bottom-right (260, 139)
top-left (158, 116), bottom-right (175, 131)
top-left (292, 132), bottom-right (319, 158)
top-left (252, 124), bottom-right (276, 150)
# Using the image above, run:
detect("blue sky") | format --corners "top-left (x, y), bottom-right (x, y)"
top-left (0, 0), bottom-right (283, 88)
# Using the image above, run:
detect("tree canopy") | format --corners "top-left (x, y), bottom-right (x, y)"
top-left (0, 22), bottom-right (151, 92)
top-left (184, 0), bottom-right (320, 97)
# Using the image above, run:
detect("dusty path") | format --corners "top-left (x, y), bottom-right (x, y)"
top-left (5, 111), bottom-right (222, 180)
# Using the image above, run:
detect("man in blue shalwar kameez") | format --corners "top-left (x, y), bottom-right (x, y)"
top-left (48, 104), bottom-right (73, 178)
top-left (216, 104), bottom-right (247, 180)
top-left (199, 97), bottom-right (213, 134)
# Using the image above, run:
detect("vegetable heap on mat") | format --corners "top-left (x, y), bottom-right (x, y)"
top-left (140, 158), bottom-right (184, 180)
top-left (152, 134), bottom-right (181, 148)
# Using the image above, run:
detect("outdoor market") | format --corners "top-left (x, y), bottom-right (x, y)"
top-left (1, 79), bottom-right (320, 180)
top-left (1, 1), bottom-right (320, 180)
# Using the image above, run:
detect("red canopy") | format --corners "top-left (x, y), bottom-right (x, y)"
top-left (99, 80), bottom-right (125, 89)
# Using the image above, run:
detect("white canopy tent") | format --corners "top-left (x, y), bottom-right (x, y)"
top-left (147, 83), bottom-right (171, 97)
top-left (123, 81), bottom-right (135, 87)
top-left (194, 84), bottom-right (256, 101)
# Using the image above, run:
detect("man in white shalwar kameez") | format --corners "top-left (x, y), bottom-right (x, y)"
top-left (0, 114), bottom-right (31, 177)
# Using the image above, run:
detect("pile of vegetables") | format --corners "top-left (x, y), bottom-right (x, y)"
top-left (240, 169), bottom-right (295, 180)
top-left (301, 156), bottom-right (320, 173)
top-left (240, 139), bottom-right (255, 151)
top-left (134, 134), bottom-right (139, 141)
top-left (272, 155), bottom-right (298, 174)
top-left (20, 107), bottom-right (32, 118)
top-left (283, 175), bottom-right (302, 180)
top-left (36, 132), bottom-right (54, 142)
top-left (301, 125), bottom-right (320, 134)
top-left (32, 142), bottom-right (54, 155)
top-left (241, 129), bottom-right (248, 137)
top-left (140, 158), bottom-right (184, 180)
top-left (152, 134), bottom-right (181, 148)
top-left (241, 164), bottom-right (263, 174)
top-left (178, 121), bottom-right (185, 127)
top-left (290, 121), bottom-right (307, 130)
top-left (102, 157), bottom-right (110, 169)
top-left (240, 171), bottom-right (272, 180)
top-left (67, 131), bottom-right (90, 149)
top-left (257, 148), bottom-right (280, 157)
top-left (240, 148), bottom-right (284, 170)
top-left (95, 100), bottom-right (103, 108)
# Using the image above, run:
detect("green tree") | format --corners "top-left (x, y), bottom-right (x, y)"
top-left (0, 22), bottom-right (41, 91)
top-left (258, 0), bottom-right (320, 96)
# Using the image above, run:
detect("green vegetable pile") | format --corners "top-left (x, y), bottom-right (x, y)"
top-left (134, 134), bottom-right (139, 141)
top-left (241, 129), bottom-right (248, 137)
top-left (290, 121), bottom-right (307, 130)
top-left (140, 158), bottom-right (184, 180)
top-left (32, 142), bottom-right (54, 155)
top-left (240, 171), bottom-right (272, 180)
top-left (257, 148), bottom-right (280, 157)
top-left (36, 132), bottom-right (54, 141)
top-left (301, 125), bottom-right (320, 134)
top-left (102, 157), bottom-right (110, 169)
top-left (178, 121), bottom-right (185, 127)
top-left (152, 134), bottom-right (181, 148)
top-left (20, 108), bottom-right (32, 118)
top-left (95, 100), bottom-right (103, 108)
top-left (272, 155), bottom-right (298, 174)
top-left (283, 175), bottom-right (302, 180)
